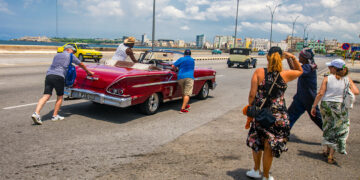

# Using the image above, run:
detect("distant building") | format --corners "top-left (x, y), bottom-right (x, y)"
top-left (141, 34), bottom-right (148, 46)
top-left (196, 34), bottom-right (205, 48)
top-left (244, 37), bottom-right (253, 49)
top-left (296, 40), bottom-right (325, 53)
top-left (177, 40), bottom-right (185, 48)
top-left (158, 39), bottom-right (175, 47)
top-left (285, 35), bottom-right (303, 52)
top-left (15, 36), bottom-right (51, 42)
top-left (252, 38), bottom-right (269, 51)
top-left (324, 39), bottom-right (339, 52)
top-left (213, 35), bottom-right (234, 49)
top-left (272, 40), bottom-right (288, 51)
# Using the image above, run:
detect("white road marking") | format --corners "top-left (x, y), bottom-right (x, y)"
top-left (3, 100), bottom-right (57, 110)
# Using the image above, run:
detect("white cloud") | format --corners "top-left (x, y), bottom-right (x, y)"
top-left (161, 6), bottom-right (186, 18)
top-left (239, 21), bottom-right (292, 34)
top-left (0, 0), bottom-right (14, 14)
top-left (310, 16), bottom-right (360, 34)
top-left (86, 1), bottom-right (123, 16)
top-left (24, 0), bottom-right (41, 8)
top-left (181, 25), bottom-right (190, 30)
top-left (321, 0), bottom-right (341, 8)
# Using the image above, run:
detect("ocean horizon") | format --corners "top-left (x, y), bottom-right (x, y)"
top-left (0, 40), bottom-right (197, 51)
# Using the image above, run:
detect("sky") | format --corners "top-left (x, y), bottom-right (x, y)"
top-left (0, 0), bottom-right (359, 43)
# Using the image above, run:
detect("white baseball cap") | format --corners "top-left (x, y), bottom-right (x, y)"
top-left (326, 59), bottom-right (345, 69)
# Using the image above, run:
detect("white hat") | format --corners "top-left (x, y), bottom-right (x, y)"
top-left (326, 59), bottom-right (345, 69)
top-left (64, 45), bottom-right (76, 51)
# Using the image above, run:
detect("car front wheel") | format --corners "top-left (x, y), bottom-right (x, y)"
top-left (197, 82), bottom-right (209, 100)
top-left (138, 93), bottom-right (160, 115)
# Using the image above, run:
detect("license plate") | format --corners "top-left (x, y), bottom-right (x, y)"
top-left (79, 92), bottom-right (95, 100)
top-left (93, 55), bottom-right (98, 58)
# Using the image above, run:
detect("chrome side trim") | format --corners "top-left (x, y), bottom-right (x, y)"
top-left (65, 88), bottom-right (132, 108)
top-left (194, 76), bottom-right (215, 81)
top-left (132, 80), bottom-right (177, 88)
top-left (132, 75), bottom-right (216, 88)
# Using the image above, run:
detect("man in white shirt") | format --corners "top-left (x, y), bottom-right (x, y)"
top-left (112, 37), bottom-right (138, 63)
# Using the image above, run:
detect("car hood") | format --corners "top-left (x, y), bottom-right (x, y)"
top-left (229, 55), bottom-right (251, 62)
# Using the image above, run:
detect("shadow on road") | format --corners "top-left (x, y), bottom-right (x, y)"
top-left (297, 150), bottom-right (341, 167)
top-left (40, 96), bottom-right (214, 124)
top-left (289, 134), bottom-right (321, 146)
top-left (226, 168), bottom-right (252, 180)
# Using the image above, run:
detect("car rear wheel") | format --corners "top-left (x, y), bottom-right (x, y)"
top-left (95, 58), bottom-right (100, 63)
top-left (197, 82), bottom-right (209, 100)
top-left (244, 62), bottom-right (249, 69)
top-left (79, 54), bottom-right (84, 62)
top-left (227, 63), bottom-right (233, 68)
top-left (138, 93), bottom-right (160, 115)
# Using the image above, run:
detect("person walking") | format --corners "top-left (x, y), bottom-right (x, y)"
top-left (246, 47), bottom-right (303, 180)
top-left (311, 59), bottom-right (359, 164)
top-left (172, 49), bottom-right (195, 113)
top-left (31, 45), bottom-right (94, 125)
top-left (112, 37), bottom-right (137, 63)
top-left (288, 48), bottom-right (322, 130)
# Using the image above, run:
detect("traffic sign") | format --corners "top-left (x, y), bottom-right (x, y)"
top-left (342, 43), bottom-right (350, 50)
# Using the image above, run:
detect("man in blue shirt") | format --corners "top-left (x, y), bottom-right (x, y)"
top-left (31, 45), bottom-right (94, 125)
top-left (172, 49), bottom-right (195, 113)
top-left (288, 48), bottom-right (322, 130)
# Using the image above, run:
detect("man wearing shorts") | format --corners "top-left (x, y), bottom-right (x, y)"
top-left (31, 45), bottom-right (94, 125)
top-left (172, 49), bottom-right (195, 113)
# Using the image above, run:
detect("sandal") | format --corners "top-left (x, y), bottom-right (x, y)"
top-left (327, 156), bottom-right (336, 164)
top-left (322, 151), bottom-right (329, 157)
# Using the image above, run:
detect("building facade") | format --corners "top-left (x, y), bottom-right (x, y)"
top-left (196, 34), bottom-right (205, 48)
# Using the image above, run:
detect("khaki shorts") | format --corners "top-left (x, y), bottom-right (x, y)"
top-left (178, 78), bottom-right (194, 96)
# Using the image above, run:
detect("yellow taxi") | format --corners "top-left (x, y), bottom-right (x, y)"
top-left (57, 43), bottom-right (103, 63)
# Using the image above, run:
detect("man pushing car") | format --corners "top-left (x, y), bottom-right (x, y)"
top-left (31, 45), bottom-right (94, 125)
top-left (172, 49), bottom-right (195, 114)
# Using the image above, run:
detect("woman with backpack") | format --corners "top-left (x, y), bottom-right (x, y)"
top-left (245, 47), bottom-right (303, 180)
top-left (311, 59), bottom-right (359, 164)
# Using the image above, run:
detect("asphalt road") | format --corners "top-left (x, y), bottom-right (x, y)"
top-left (0, 53), bottom-right (331, 179)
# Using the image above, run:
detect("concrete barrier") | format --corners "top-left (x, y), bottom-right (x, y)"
top-left (193, 56), bottom-right (229, 61)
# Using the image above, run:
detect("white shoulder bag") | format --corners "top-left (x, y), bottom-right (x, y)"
top-left (343, 77), bottom-right (355, 109)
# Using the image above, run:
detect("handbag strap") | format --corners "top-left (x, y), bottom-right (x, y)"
top-left (68, 53), bottom-right (73, 67)
top-left (259, 70), bottom-right (280, 109)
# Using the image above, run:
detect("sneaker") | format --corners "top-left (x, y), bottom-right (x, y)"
top-left (51, 115), bottom-right (64, 121)
top-left (262, 175), bottom-right (274, 180)
top-left (246, 169), bottom-right (262, 178)
top-left (179, 109), bottom-right (189, 114)
top-left (185, 104), bottom-right (191, 110)
top-left (31, 113), bottom-right (42, 125)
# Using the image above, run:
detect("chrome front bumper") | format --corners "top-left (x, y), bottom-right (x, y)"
top-left (64, 88), bottom-right (132, 108)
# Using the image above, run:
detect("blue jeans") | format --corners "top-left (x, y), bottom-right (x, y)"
top-left (288, 98), bottom-right (323, 130)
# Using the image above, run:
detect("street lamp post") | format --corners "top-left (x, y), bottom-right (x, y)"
top-left (233, 0), bottom-right (239, 48)
top-left (152, 0), bottom-right (156, 51)
top-left (56, 0), bottom-right (58, 38)
top-left (290, 16), bottom-right (299, 52)
top-left (303, 24), bottom-right (309, 48)
top-left (267, 3), bottom-right (281, 48)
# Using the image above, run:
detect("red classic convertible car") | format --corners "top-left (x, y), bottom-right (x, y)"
top-left (64, 50), bottom-right (217, 115)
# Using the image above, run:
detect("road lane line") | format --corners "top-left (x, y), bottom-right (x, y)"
top-left (3, 100), bottom-right (56, 110)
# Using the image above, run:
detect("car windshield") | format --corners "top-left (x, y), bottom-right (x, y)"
top-left (77, 44), bottom-right (90, 49)
top-left (230, 49), bottom-right (250, 55)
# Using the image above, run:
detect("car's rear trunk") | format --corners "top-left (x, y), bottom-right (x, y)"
top-left (73, 64), bottom-right (137, 93)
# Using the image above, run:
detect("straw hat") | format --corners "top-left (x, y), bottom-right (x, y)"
top-left (124, 37), bottom-right (135, 44)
